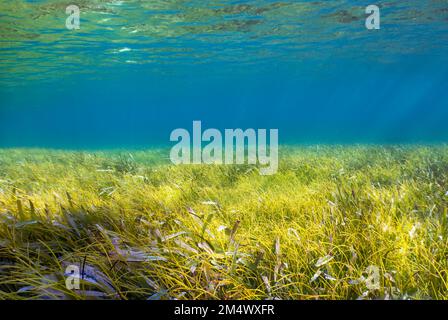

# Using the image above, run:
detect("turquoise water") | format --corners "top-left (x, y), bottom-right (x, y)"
top-left (0, 1), bottom-right (448, 148)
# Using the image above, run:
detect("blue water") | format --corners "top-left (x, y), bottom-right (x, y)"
top-left (1, 1), bottom-right (448, 148)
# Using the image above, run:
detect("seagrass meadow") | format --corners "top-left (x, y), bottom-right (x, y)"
top-left (0, 145), bottom-right (447, 300)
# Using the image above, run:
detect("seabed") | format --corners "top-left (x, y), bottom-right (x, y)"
top-left (0, 145), bottom-right (447, 300)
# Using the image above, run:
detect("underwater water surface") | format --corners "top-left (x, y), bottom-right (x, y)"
top-left (0, 0), bottom-right (448, 147)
